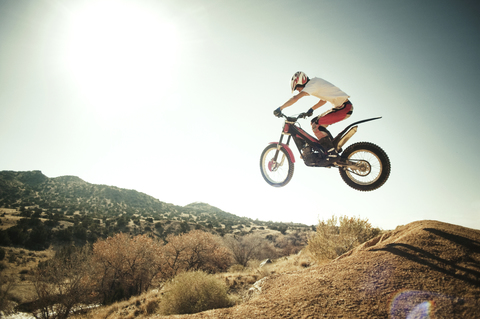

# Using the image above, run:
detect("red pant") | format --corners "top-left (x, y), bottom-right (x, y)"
top-left (311, 101), bottom-right (353, 140)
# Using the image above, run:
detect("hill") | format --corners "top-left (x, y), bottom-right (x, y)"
top-left (0, 170), bottom-right (311, 249)
top-left (164, 220), bottom-right (480, 318)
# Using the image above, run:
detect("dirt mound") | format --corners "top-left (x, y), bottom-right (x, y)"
top-left (164, 220), bottom-right (480, 318)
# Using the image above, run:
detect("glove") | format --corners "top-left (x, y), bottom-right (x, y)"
top-left (273, 107), bottom-right (282, 117)
top-left (306, 108), bottom-right (314, 117)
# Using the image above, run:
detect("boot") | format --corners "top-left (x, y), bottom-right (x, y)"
top-left (318, 137), bottom-right (338, 161)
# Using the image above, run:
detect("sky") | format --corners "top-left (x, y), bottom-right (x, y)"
top-left (1, 0), bottom-right (479, 230)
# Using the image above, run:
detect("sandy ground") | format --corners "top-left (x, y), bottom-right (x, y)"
top-left (158, 220), bottom-right (480, 318)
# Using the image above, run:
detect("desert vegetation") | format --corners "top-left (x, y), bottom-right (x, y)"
top-left (0, 171), bottom-right (383, 318)
top-left (159, 271), bottom-right (233, 315)
top-left (0, 214), bottom-right (380, 318)
top-left (306, 215), bottom-right (382, 262)
top-left (0, 228), bottom-right (306, 318)
top-left (0, 171), bottom-right (312, 250)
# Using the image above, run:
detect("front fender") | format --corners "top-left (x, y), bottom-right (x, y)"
top-left (269, 142), bottom-right (295, 163)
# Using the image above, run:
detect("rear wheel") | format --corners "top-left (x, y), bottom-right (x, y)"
top-left (339, 142), bottom-right (390, 191)
top-left (260, 144), bottom-right (294, 187)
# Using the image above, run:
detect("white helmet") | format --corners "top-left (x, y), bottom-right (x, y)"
top-left (290, 71), bottom-right (309, 92)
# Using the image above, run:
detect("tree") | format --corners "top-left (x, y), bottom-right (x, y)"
top-left (25, 224), bottom-right (50, 250)
top-left (0, 230), bottom-right (11, 246)
top-left (31, 246), bottom-right (97, 319)
top-left (56, 228), bottom-right (73, 242)
top-left (160, 230), bottom-right (232, 278)
top-left (223, 233), bottom-right (264, 266)
top-left (92, 233), bottom-right (164, 303)
top-left (0, 272), bottom-right (15, 316)
top-left (274, 231), bottom-right (309, 257)
top-left (72, 224), bottom-right (88, 241)
top-left (179, 221), bottom-right (190, 234)
top-left (6, 226), bottom-right (27, 246)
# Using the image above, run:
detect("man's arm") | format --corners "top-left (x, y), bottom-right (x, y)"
top-left (310, 99), bottom-right (327, 110)
top-left (279, 91), bottom-right (309, 110)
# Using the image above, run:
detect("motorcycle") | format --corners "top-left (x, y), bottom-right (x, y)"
top-left (260, 112), bottom-right (391, 191)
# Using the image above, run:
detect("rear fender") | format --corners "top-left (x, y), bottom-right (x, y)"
top-left (269, 142), bottom-right (295, 163)
top-left (333, 117), bottom-right (382, 149)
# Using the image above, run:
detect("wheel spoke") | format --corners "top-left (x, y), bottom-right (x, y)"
top-left (346, 150), bottom-right (382, 185)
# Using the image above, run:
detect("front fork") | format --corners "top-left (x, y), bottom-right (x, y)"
top-left (273, 134), bottom-right (291, 161)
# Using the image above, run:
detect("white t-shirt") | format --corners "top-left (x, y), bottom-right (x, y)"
top-left (302, 77), bottom-right (349, 107)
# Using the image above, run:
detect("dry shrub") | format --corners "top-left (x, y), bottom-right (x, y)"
top-left (160, 230), bottom-right (233, 278)
top-left (219, 267), bottom-right (261, 297)
top-left (278, 254), bottom-right (312, 270)
top-left (307, 215), bottom-right (381, 262)
top-left (141, 290), bottom-right (161, 315)
top-left (159, 271), bottom-right (233, 315)
top-left (144, 299), bottom-right (158, 315)
top-left (220, 255), bottom-right (313, 298)
top-left (93, 233), bottom-right (163, 304)
top-left (223, 234), bottom-right (264, 267)
top-left (70, 290), bottom-right (162, 319)
top-left (31, 246), bottom-right (97, 319)
top-left (228, 264), bottom-right (246, 273)
top-left (102, 304), bottom-right (119, 318)
top-left (255, 255), bottom-right (312, 276)
top-left (0, 272), bottom-right (15, 315)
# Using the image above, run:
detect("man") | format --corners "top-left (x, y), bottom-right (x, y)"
top-left (274, 71), bottom-right (353, 160)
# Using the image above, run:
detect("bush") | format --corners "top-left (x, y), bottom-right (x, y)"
top-left (32, 246), bottom-right (97, 319)
top-left (160, 230), bottom-right (232, 278)
top-left (93, 233), bottom-right (164, 304)
top-left (223, 233), bottom-right (263, 267)
top-left (144, 299), bottom-right (159, 314)
top-left (307, 215), bottom-right (381, 262)
top-left (160, 271), bottom-right (233, 315)
top-left (0, 272), bottom-right (15, 316)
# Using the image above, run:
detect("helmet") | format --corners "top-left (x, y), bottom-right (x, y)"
top-left (290, 71), bottom-right (309, 92)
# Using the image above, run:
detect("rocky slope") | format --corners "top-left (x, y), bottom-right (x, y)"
top-left (164, 220), bottom-right (480, 318)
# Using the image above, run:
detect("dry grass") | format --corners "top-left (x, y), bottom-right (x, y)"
top-left (0, 209), bottom-right (22, 230)
top-left (68, 254), bottom-right (315, 318)
top-left (170, 220), bottom-right (480, 319)
top-left (0, 206), bottom-right (313, 317)
top-left (72, 289), bottom-right (162, 319)
top-left (1, 244), bottom-right (311, 317)
top-left (1, 246), bottom-right (54, 304)
top-left (216, 253), bottom-right (315, 303)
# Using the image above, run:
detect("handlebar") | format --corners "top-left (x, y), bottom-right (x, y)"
top-left (277, 112), bottom-right (308, 121)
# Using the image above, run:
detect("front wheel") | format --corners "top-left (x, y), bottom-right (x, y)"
top-left (339, 142), bottom-right (390, 191)
top-left (260, 144), bottom-right (294, 187)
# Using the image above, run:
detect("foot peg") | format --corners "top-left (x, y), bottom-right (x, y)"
top-left (326, 148), bottom-right (338, 160)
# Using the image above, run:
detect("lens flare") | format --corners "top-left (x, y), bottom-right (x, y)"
top-left (389, 290), bottom-right (447, 318)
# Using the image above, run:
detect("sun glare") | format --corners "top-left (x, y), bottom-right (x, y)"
top-left (64, 0), bottom-right (180, 120)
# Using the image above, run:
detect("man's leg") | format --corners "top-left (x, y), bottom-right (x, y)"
top-left (312, 102), bottom-right (353, 160)
top-left (316, 102), bottom-right (353, 127)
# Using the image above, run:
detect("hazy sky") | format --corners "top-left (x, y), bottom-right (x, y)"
top-left (1, 0), bottom-right (479, 230)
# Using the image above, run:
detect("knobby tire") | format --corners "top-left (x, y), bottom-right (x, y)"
top-left (339, 142), bottom-right (390, 191)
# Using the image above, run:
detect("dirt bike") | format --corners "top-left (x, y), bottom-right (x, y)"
top-left (260, 112), bottom-right (391, 191)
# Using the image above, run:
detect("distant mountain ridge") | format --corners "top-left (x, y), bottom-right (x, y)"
top-left (0, 170), bottom-right (309, 249)
top-left (0, 170), bottom-right (242, 221)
